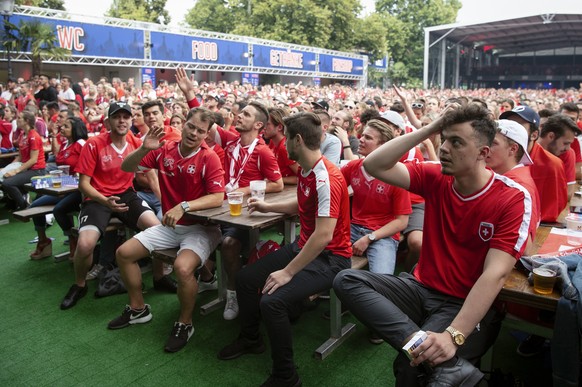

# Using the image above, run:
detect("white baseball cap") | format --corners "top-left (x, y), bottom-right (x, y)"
top-left (380, 111), bottom-right (406, 131)
top-left (496, 119), bottom-right (533, 166)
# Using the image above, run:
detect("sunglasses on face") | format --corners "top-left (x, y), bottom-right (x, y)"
top-left (412, 103), bottom-right (424, 109)
top-left (344, 105), bottom-right (354, 109)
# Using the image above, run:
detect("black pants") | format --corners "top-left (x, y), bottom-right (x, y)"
top-left (237, 241), bottom-right (350, 378)
top-left (2, 169), bottom-right (45, 209)
top-left (333, 270), bottom-right (503, 387)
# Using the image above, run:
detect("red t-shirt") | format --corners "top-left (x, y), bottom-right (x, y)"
top-left (268, 137), bottom-right (297, 178)
top-left (504, 165), bottom-right (540, 242)
top-left (342, 159), bottom-right (411, 240)
top-left (0, 120), bottom-right (13, 149)
top-left (55, 139), bottom-right (86, 174)
top-left (571, 137), bottom-right (582, 163)
top-left (224, 137), bottom-right (281, 189)
top-left (529, 142), bottom-right (568, 222)
top-left (297, 157), bottom-right (352, 258)
top-left (406, 162), bottom-right (531, 298)
top-left (400, 146), bottom-right (425, 205)
top-left (161, 125), bottom-right (182, 143)
top-left (212, 143), bottom-right (226, 171)
top-left (558, 148), bottom-right (576, 185)
top-left (139, 141), bottom-right (225, 225)
top-left (19, 130), bottom-right (46, 170)
top-left (215, 125), bottom-right (239, 148)
top-left (76, 132), bottom-right (142, 198)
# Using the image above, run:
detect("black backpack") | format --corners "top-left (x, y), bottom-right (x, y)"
top-left (94, 264), bottom-right (127, 298)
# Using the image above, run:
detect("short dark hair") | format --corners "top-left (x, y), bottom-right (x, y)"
top-left (440, 104), bottom-right (496, 146)
top-left (249, 101), bottom-right (269, 128)
top-left (186, 107), bottom-right (215, 129)
top-left (390, 103), bottom-right (405, 114)
top-left (538, 109), bottom-right (557, 119)
top-left (142, 99), bottom-right (164, 114)
top-left (359, 108), bottom-right (381, 126)
top-left (212, 111), bottom-right (224, 127)
top-left (560, 102), bottom-right (579, 115)
top-left (46, 101), bottom-right (59, 111)
top-left (540, 113), bottom-right (580, 139)
top-left (283, 112), bottom-right (322, 150)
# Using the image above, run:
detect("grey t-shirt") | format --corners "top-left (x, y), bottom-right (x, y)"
top-left (320, 133), bottom-right (341, 166)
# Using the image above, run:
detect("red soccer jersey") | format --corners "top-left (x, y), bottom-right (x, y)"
top-left (504, 165), bottom-right (540, 242)
top-left (76, 132), bottom-right (142, 198)
top-left (19, 130), bottom-right (46, 170)
top-left (559, 148), bottom-right (576, 185)
top-left (297, 157), bottom-right (352, 258)
top-left (529, 142), bottom-right (568, 222)
top-left (224, 136), bottom-right (281, 189)
top-left (139, 141), bottom-right (225, 225)
top-left (400, 146), bottom-right (425, 205)
top-left (161, 125), bottom-right (182, 144)
top-left (406, 162), bottom-right (531, 298)
top-left (212, 143), bottom-right (226, 171)
top-left (342, 159), bottom-right (411, 240)
top-left (268, 137), bottom-right (297, 178)
top-left (215, 125), bottom-right (239, 148)
top-left (55, 139), bottom-right (86, 174)
top-left (0, 120), bottom-right (12, 149)
top-left (571, 137), bottom-right (582, 163)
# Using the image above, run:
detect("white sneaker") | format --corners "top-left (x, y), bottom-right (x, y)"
top-left (197, 274), bottom-right (218, 294)
top-left (45, 214), bottom-right (54, 226)
top-left (163, 263), bottom-right (173, 276)
top-left (86, 263), bottom-right (104, 281)
top-left (223, 290), bottom-right (239, 320)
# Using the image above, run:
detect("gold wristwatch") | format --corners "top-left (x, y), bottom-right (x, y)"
top-left (445, 326), bottom-right (466, 346)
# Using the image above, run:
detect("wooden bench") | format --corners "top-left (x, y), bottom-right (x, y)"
top-left (13, 205), bottom-right (56, 222)
top-left (315, 255), bottom-right (369, 360)
top-left (69, 217), bottom-right (127, 237)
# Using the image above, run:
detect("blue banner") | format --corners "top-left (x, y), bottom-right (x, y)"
top-left (141, 68), bottom-right (156, 86)
top-left (371, 57), bottom-right (388, 71)
top-left (242, 72), bottom-right (259, 87)
top-left (252, 45), bottom-right (316, 72)
top-left (319, 54), bottom-right (364, 76)
top-left (10, 15), bottom-right (144, 59)
top-left (150, 31), bottom-right (247, 66)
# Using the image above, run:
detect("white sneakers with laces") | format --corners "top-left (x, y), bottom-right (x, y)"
top-left (223, 289), bottom-right (239, 320)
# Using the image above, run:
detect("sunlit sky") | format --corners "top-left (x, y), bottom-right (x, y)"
top-left (60, 0), bottom-right (581, 27)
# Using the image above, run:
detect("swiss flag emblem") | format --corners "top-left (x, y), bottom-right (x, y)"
top-left (479, 222), bottom-right (494, 242)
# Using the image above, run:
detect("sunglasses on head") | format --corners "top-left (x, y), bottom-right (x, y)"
top-left (412, 103), bottom-right (424, 109)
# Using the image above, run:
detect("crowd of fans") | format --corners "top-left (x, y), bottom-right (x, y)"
top-left (1, 68), bottom-right (582, 386)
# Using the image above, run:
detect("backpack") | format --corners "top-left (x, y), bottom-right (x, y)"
top-left (247, 240), bottom-right (281, 266)
top-left (94, 264), bottom-right (127, 298)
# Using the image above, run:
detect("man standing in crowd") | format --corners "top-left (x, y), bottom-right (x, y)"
top-left (34, 74), bottom-right (58, 104)
top-left (58, 76), bottom-right (76, 111)
top-left (220, 101), bottom-right (283, 320)
top-left (334, 105), bottom-right (532, 386)
top-left (60, 102), bottom-right (176, 310)
top-left (218, 112), bottom-right (352, 387)
top-left (108, 107), bottom-right (224, 353)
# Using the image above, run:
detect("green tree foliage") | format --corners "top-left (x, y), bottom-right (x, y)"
top-left (183, 0), bottom-right (237, 34)
top-left (2, 19), bottom-right (70, 75)
top-left (106, 0), bottom-right (170, 25)
top-left (352, 13), bottom-right (390, 60)
top-left (15, 0), bottom-right (65, 10)
top-left (376, 0), bottom-right (461, 81)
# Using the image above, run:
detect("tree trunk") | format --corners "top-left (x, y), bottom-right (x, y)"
top-left (32, 55), bottom-right (41, 76)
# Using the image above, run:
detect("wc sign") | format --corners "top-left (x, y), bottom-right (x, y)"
top-left (56, 25), bottom-right (85, 51)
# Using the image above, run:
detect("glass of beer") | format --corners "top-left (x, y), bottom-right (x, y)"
top-left (532, 258), bottom-right (559, 295)
top-left (250, 180), bottom-right (266, 201)
top-left (50, 170), bottom-right (63, 188)
top-left (227, 192), bottom-right (244, 216)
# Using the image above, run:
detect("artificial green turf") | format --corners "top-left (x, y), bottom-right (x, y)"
top-left (0, 206), bottom-right (553, 386)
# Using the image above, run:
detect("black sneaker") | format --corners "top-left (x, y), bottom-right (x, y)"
top-left (427, 357), bottom-right (484, 387)
top-left (516, 334), bottom-right (547, 357)
top-left (108, 304), bottom-right (153, 330)
top-left (153, 275), bottom-right (178, 293)
top-left (217, 335), bottom-right (266, 360)
top-left (164, 322), bottom-right (194, 353)
top-left (60, 284), bottom-right (88, 310)
top-left (260, 371), bottom-right (302, 387)
top-left (368, 330), bottom-right (383, 345)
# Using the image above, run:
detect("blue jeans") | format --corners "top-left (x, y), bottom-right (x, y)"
top-left (31, 191), bottom-right (82, 235)
top-left (137, 190), bottom-right (162, 221)
top-left (351, 223), bottom-right (398, 274)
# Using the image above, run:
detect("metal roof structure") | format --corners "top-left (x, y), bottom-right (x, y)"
top-left (423, 12), bottom-right (582, 88)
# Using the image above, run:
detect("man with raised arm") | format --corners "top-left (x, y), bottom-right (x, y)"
top-left (108, 107), bottom-right (224, 353)
top-left (334, 104), bottom-right (532, 386)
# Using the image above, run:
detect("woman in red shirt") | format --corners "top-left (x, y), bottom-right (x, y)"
top-left (28, 116), bottom-right (88, 260)
top-left (1, 110), bottom-right (45, 210)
